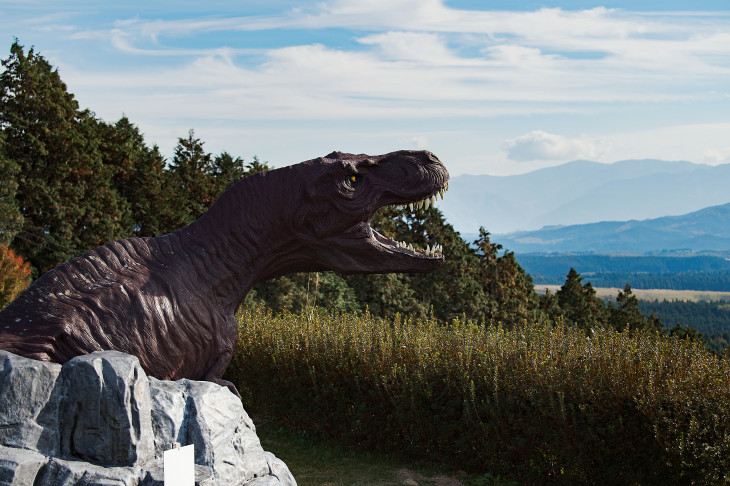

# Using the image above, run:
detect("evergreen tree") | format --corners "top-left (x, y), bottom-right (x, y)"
top-left (97, 116), bottom-right (179, 236)
top-left (0, 133), bottom-right (22, 244)
top-left (244, 155), bottom-right (269, 175)
top-left (210, 152), bottom-right (246, 198)
top-left (0, 41), bottom-right (127, 274)
top-left (609, 284), bottom-right (664, 332)
top-left (538, 288), bottom-right (562, 322)
top-left (610, 284), bottom-right (645, 331)
top-left (473, 228), bottom-right (539, 326)
top-left (168, 130), bottom-right (216, 224)
top-left (556, 268), bottom-right (608, 330)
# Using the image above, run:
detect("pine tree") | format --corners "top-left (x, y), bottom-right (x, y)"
top-left (473, 228), bottom-right (538, 326)
top-left (0, 41), bottom-right (127, 274)
top-left (610, 284), bottom-right (664, 332)
top-left (168, 130), bottom-right (217, 224)
top-left (0, 133), bottom-right (22, 244)
top-left (210, 152), bottom-right (247, 198)
top-left (538, 287), bottom-right (562, 322)
top-left (556, 268), bottom-right (607, 330)
top-left (97, 116), bottom-right (179, 236)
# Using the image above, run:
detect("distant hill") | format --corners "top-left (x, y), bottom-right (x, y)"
top-left (438, 159), bottom-right (730, 235)
top-left (494, 202), bottom-right (730, 254)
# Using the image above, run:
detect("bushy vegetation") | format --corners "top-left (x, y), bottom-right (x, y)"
top-left (0, 244), bottom-right (31, 308)
top-left (227, 307), bottom-right (730, 485)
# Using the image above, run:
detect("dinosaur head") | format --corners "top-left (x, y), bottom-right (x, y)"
top-left (291, 150), bottom-right (449, 275)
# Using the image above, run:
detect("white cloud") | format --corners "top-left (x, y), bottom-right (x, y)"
top-left (12, 1), bottom-right (730, 175)
top-left (356, 32), bottom-right (457, 64)
top-left (61, 1), bottom-right (730, 114)
top-left (503, 131), bottom-right (608, 162)
top-left (704, 147), bottom-right (730, 165)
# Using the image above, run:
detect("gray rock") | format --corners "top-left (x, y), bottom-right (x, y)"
top-left (264, 452), bottom-right (297, 486)
top-left (34, 458), bottom-right (141, 486)
top-left (0, 445), bottom-right (47, 486)
top-left (58, 351), bottom-right (154, 467)
top-left (149, 378), bottom-right (270, 485)
top-left (0, 351), bottom-right (61, 455)
top-left (244, 478), bottom-right (284, 486)
top-left (0, 351), bottom-right (296, 486)
top-left (148, 378), bottom-right (187, 453)
top-left (138, 459), bottom-right (215, 486)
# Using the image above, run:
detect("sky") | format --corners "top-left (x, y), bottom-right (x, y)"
top-left (1, 0), bottom-right (729, 176)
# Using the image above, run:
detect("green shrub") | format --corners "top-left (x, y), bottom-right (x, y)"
top-left (226, 307), bottom-right (730, 485)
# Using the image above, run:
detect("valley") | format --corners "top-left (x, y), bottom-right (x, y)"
top-left (536, 284), bottom-right (730, 303)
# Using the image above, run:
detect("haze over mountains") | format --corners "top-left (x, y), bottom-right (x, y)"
top-left (495, 202), bottom-right (730, 254)
top-left (438, 159), bottom-right (730, 237)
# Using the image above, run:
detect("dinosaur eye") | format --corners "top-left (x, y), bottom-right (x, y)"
top-left (346, 174), bottom-right (362, 188)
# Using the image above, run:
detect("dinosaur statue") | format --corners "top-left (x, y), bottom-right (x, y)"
top-left (0, 150), bottom-right (448, 394)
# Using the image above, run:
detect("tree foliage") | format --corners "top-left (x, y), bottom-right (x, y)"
top-left (1, 40), bottom-right (670, 334)
top-left (0, 244), bottom-right (31, 309)
top-left (0, 41), bottom-right (128, 274)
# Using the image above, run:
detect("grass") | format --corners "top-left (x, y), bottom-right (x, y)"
top-left (255, 419), bottom-right (501, 486)
top-left (537, 284), bottom-right (730, 302)
top-left (227, 306), bottom-right (730, 484)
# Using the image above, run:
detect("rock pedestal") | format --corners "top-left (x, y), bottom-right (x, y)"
top-left (0, 350), bottom-right (296, 486)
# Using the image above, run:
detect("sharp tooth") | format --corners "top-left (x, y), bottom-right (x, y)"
top-left (430, 195), bottom-right (436, 205)
top-left (424, 198), bottom-right (430, 210)
top-left (408, 243), bottom-right (414, 252)
top-left (409, 202), bottom-right (414, 211)
top-left (439, 188), bottom-right (444, 199)
top-left (426, 244), bottom-right (431, 254)
top-left (446, 182), bottom-right (449, 191)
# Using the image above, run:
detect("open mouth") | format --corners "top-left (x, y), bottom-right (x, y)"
top-left (370, 181), bottom-right (450, 259)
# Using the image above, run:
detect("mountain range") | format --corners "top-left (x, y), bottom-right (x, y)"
top-left (438, 159), bottom-right (730, 236)
top-left (492, 202), bottom-right (730, 254)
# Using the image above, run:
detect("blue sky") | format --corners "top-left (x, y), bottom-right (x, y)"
top-left (2, 1), bottom-right (729, 175)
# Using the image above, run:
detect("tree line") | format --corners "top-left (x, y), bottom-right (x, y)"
top-left (0, 41), bottom-right (677, 336)
top-left (579, 271), bottom-right (730, 292)
top-left (518, 253), bottom-right (730, 291)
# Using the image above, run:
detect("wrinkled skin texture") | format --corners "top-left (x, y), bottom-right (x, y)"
top-left (0, 150), bottom-right (448, 394)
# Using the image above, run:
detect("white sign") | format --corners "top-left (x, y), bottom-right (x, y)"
top-left (164, 443), bottom-right (194, 486)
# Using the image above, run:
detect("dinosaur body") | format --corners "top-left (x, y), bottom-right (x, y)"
top-left (0, 150), bottom-right (449, 393)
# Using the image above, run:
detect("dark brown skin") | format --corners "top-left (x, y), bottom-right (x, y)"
top-left (0, 150), bottom-right (449, 394)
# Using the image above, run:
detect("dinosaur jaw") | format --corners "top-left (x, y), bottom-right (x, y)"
top-left (373, 182), bottom-right (449, 260)
top-left (330, 183), bottom-right (448, 274)
top-left (372, 228), bottom-right (444, 261)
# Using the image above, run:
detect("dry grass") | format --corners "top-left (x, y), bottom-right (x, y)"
top-left (228, 306), bottom-right (730, 484)
top-left (537, 284), bottom-right (730, 302)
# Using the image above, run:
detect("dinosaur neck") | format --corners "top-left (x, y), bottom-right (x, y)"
top-left (164, 168), bottom-right (311, 313)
